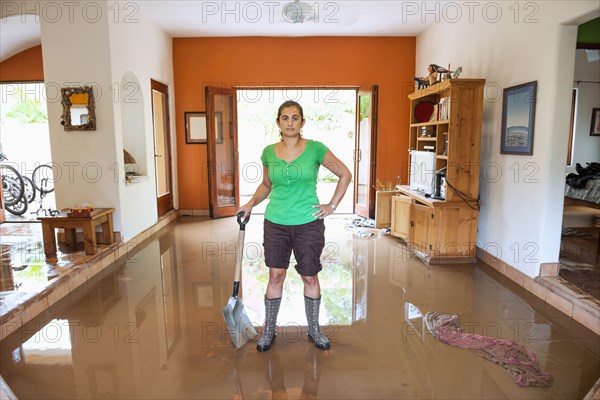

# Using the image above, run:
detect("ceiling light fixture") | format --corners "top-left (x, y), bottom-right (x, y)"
top-left (282, 0), bottom-right (314, 24)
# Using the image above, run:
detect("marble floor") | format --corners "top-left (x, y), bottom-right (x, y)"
top-left (1, 215), bottom-right (599, 399)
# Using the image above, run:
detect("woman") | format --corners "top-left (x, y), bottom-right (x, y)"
top-left (238, 100), bottom-right (352, 352)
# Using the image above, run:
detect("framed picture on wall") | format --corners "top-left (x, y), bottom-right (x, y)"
top-left (591, 108), bottom-right (600, 137)
top-left (185, 111), bottom-right (224, 144)
top-left (185, 111), bottom-right (207, 144)
top-left (500, 81), bottom-right (537, 155)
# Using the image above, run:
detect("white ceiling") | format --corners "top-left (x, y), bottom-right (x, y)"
top-left (0, 1), bottom-right (434, 62)
top-left (1, 13), bottom-right (42, 62)
top-left (138, 1), bottom-right (433, 37)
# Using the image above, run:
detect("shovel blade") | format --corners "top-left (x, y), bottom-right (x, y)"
top-left (222, 297), bottom-right (258, 349)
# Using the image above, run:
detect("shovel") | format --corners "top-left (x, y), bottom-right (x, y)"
top-left (222, 211), bottom-right (258, 349)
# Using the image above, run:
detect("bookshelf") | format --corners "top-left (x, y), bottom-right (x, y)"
top-left (391, 79), bottom-right (486, 264)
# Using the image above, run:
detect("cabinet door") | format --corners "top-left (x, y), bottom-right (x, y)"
top-left (391, 195), bottom-right (411, 239)
top-left (412, 203), bottom-right (433, 253)
top-left (375, 191), bottom-right (400, 228)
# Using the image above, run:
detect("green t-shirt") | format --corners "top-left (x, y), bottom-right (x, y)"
top-left (261, 139), bottom-right (328, 225)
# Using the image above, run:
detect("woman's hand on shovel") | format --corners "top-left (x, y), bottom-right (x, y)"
top-left (237, 204), bottom-right (252, 221)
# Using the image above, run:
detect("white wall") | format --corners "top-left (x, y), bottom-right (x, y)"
top-left (40, 2), bottom-right (119, 216)
top-left (415, 1), bottom-right (599, 277)
top-left (107, 10), bottom-right (177, 242)
top-left (568, 49), bottom-right (600, 174)
top-left (38, 1), bottom-right (176, 242)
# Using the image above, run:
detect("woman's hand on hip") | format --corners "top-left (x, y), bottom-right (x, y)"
top-left (312, 203), bottom-right (335, 219)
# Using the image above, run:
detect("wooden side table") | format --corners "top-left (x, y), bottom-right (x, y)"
top-left (38, 208), bottom-right (115, 259)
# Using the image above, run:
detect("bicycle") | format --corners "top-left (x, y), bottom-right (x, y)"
top-left (6, 174), bottom-right (37, 216)
top-left (0, 149), bottom-right (26, 213)
top-left (30, 163), bottom-right (58, 216)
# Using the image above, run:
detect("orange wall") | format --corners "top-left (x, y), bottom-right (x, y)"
top-left (173, 36), bottom-right (416, 209)
top-left (0, 45), bottom-right (44, 82)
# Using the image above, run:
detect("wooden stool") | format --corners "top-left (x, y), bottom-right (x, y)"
top-left (38, 208), bottom-right (115, 259)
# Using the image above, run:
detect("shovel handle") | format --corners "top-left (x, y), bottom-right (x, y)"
top-left (232, 211), bottom-right (249, 297)
top-left (237, 211), bottom-right (250, 231)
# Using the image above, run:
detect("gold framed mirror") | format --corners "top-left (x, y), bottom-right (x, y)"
top-left (61, 86), bottom-right (96, 131)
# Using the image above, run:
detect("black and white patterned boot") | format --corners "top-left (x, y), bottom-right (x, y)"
top-left (304, 296), bottom-right (330, 350)
top-left (256, 297), bottom-right (281, 352)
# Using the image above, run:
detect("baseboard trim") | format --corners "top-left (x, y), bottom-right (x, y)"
top-left (180, 209), bottom-right (209, 216)
top-left (476, 246), bottom-right (599, 335)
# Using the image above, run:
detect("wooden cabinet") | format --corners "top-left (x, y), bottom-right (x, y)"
top-left (391, 79), bottom-right (485, 264)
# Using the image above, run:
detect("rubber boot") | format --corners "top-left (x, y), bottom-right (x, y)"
top-left (304, 296), bottom-right (330, 350)
top-left (257, 297), bottom-right (281, 352)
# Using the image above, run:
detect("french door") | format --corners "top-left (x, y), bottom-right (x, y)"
top-left (151, 80), bottom-right (174, 217)
top-left (204, 85), bottom-right (377, 218)
top-left (205, 86), bottom-right (239, 218)
top-left (354, 85), bottom-right (379, 218)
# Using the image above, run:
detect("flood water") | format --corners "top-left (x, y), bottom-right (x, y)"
top-left (1, 216), bottom-right (598, 399)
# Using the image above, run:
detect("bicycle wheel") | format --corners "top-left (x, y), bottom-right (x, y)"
top-left (6, 195), bottom-right (28, 216)
top-left (32, 164), bottom-right (55, 194)
top-left (0, 164), bottom-right (25, 206)
top-left (23, 175), bottom-right (36, 203)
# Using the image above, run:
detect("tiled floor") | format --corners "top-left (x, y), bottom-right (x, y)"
top-left (560, 226), bottom-right (600, 270)
top-left (1, 215), bottom-right (599, 399)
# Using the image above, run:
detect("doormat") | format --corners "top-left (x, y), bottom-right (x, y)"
top-left (559, 267), bottom-right (600, 301)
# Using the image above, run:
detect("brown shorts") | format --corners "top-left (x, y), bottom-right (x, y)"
top-left (263, 218), bottom-right (325, 276)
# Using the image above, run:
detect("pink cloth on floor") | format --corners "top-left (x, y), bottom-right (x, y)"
top-left (425, 312), bottom-right (552, 387)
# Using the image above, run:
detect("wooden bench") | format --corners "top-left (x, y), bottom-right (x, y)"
top-left (38, 208), bottom-right (115, 259)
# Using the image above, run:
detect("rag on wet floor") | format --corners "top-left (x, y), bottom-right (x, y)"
top-left (425, 312), bottom-right (552, 387)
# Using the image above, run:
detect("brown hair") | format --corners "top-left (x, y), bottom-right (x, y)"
top-left (276, 100), bottom-right (304, 121)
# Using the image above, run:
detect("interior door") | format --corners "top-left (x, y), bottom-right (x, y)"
top-left (151, 80), bottom-right (174, 217)
top-left (205, 86), bottom-right (239, 218)
top-left (354, 85), bottom-right (379, 218)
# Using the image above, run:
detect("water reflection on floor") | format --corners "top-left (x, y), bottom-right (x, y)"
top-left (0, 216), bottom-right (599, 399)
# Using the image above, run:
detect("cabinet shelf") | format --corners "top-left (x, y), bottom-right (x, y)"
top-left (393, 79), bottom-right (486, 265)
top-left (410, 120), bottom-right (449, 128)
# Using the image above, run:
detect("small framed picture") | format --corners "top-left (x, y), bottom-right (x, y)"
top-left (590, 108), bottom-right (600, 137)
top-left (185, 111), bottom-right (207, 144)
top-left (500, 81), bottom-right (537, 155)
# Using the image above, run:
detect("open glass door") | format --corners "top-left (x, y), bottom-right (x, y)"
top-left (151, 80), bottom-right (173, 217)
top-left (205, 86), bottom-right (239, 218)
top-left (354, 85), bottom-right (378, 218)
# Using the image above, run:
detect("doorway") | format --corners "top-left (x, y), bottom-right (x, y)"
top-left (236, 88), bottom-right (357, 214)
top-left (0, 82), bottom-right (56, 219)
top-left (151, 80), bottom-right (174, 218)
top-left (558, 25), bottom-right (600, 300)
